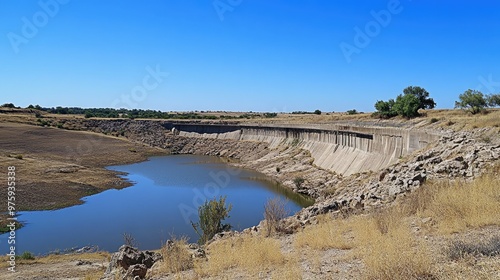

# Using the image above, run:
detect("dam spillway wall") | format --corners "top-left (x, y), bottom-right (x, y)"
top-left (161, 122), bottom-right (439, 176)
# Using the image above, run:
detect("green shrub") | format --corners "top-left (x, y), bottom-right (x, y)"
top-left (293, 177), bottom-right (305, 189)
top-left (192, 196), bottom-right (232, 244)
top-left (19, 251), bottom-right (35, 260)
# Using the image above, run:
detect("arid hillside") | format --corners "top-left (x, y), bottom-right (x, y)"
top-left (0, 109), bottom-right (499, 279)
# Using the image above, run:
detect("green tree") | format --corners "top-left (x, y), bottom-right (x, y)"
top-left (1, 103), bottom-right (16, 108)
top-left (455, 89), bottom-right (488, 114)
top-left (487, 94), bottom-right (500, 107)
top-left (403, 86), bottom-right (436, 110)
top-left (191, 196), bottom-right (232, 244)
top-left (393, 93), bottom-right (421, 118)
top-left (314, 109), bottom-right (322, 115)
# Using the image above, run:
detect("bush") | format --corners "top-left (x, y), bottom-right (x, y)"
top-left (314, 109), bottom-right (322, 115)
top-left (8, 154), bottom-right (23, 160)
top-left (346, 109), bottom-right (358, 115)
top-left (430, 118), bottom-right (439, 124)
top-left (263, 197), bottom-right (288, 236)
top-left (19, 251), bottom-right (35, 260)
top-left (293, 177), bottom-right (305, 189)
top-left (192, 196), bottom-right (232, 244)
top-left (264, 112), bottom-right (278, 118)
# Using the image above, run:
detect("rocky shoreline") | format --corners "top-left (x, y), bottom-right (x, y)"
top-left (54, 119), bottom-right (500, 227)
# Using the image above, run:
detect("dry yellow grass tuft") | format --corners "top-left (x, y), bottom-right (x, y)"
top-left (419, 174), bottom-right (500, 234)
top-left (352, 214), bottom-right (433, 280)
top-left (159, 236), bottom-right (193, 274)
top-left (270, 254), bottom-right (303, 280)
top-left (195, 235), bottom-right (285, 277)
top-left (294, 215), bottom-right (353, 250)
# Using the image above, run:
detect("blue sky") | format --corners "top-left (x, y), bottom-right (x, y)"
top-left (1, 0), bottom-right (499, 112)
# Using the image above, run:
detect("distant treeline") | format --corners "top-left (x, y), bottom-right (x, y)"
top-left (14, 104), bottom-right (279, 120)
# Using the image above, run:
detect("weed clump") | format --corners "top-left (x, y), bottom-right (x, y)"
top-left (263, 197), bottom-right (288, 236)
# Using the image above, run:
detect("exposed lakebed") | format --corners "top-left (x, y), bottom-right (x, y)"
top-left (1, 155), bottom-right (313, 255)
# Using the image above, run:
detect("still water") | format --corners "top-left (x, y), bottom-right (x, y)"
top-left (1, 155), bottom-right (313, 255)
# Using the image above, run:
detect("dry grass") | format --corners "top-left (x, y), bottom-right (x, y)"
top-left (426, 108), bottom-right (500, 130)
top-left (352, 214), bottom-right (433, 280)
top-left (159, 236), bottom-right (193, 274)
top-left (195, 235), bottom-right (285, 277)
top-left (84, 270), bottom-right (107, 280)
top-left (294, 210), bottom-right (433, 279)
top-left (263, 197), bottom-right (288, 236)
top-left (411, 174), bottom-right (500, 234)
top-left (294, 215), bottom-right (353, 250)
top-left (270, 255), bottom-right (302, 280)
top-left (0, 252), bottom-right (110, 268)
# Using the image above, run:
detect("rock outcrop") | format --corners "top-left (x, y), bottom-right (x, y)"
top-left (104, 245), bottom-right (162, 279)
top-left (294, 128), bottom-right (500, 222)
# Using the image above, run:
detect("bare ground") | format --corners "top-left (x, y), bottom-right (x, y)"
top-left (0, 122), bottom-right (167, 230)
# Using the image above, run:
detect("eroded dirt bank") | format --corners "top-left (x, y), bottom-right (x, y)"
top-left (0, 122), bottom-right (167, 232)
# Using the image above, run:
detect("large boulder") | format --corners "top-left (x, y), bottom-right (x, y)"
top-left (104, 245), bottom-right (162, 279)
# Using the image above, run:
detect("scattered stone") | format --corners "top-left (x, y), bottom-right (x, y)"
top-left (76, 260), bottom-right (92, 266)
top-left (125, 264), bottom-right (147, 279)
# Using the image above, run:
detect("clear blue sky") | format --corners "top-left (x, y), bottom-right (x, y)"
top-left (1, 0), bottom-right (499, 112)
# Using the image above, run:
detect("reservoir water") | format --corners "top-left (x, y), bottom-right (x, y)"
top-left (1, 155), bottom-right (313, 255)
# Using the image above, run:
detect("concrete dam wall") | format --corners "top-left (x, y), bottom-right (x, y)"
top-left (162, 123), bottom-right (439, 176)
